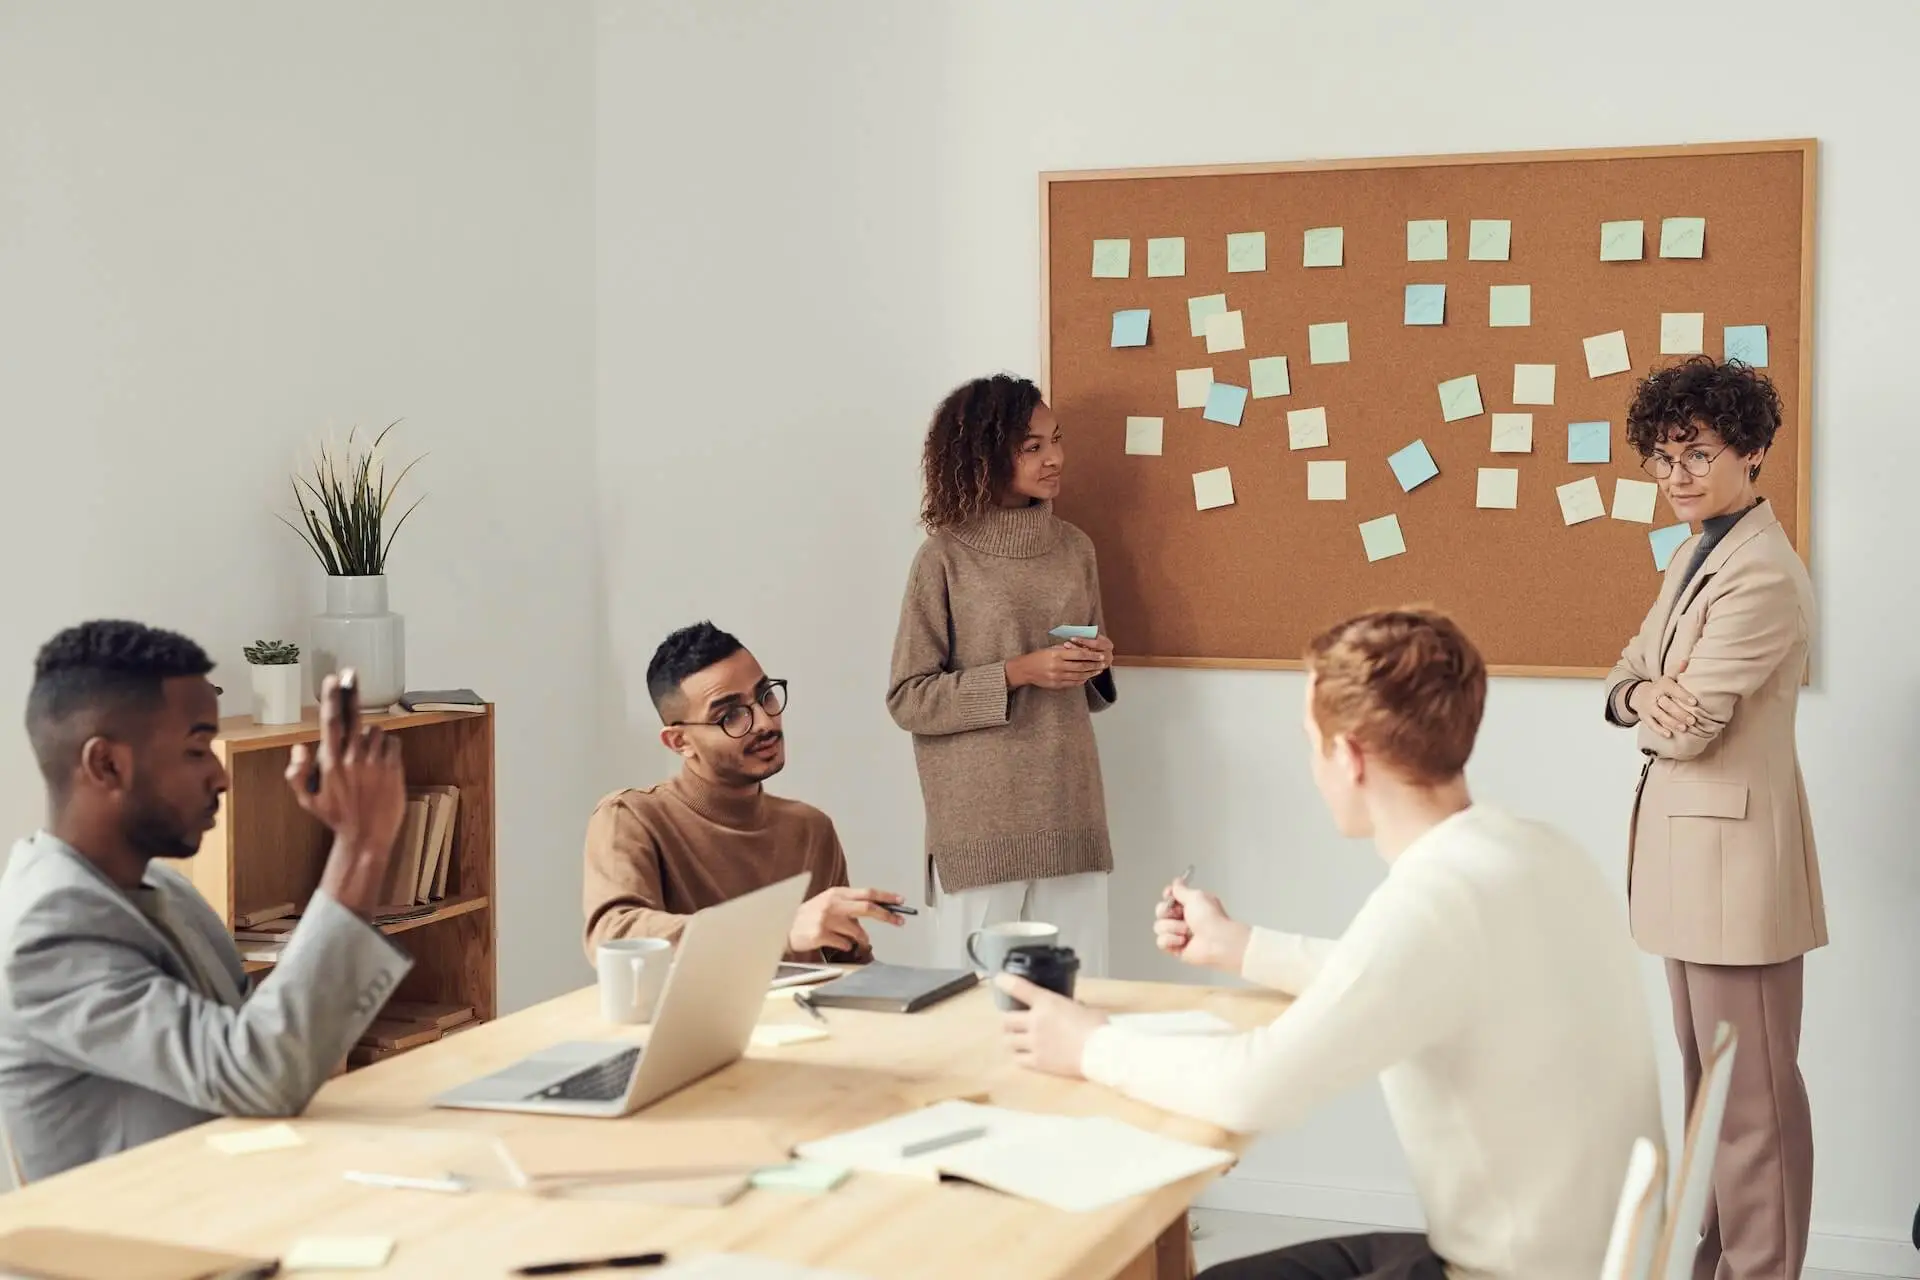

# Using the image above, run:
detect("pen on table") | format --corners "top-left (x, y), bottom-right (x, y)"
top-left (512, 1252), bottom-right (666, 1276)
top-left (900, 1125), bottom-right (988, 1158)
top-left (794, 990), bottom-right (827, 1023)
top-left (343, 1169), bottom-right (470, 1194)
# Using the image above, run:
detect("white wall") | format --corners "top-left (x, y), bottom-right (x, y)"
top-left (597, 0), bottom-right (1920, 1271)
top-left (0, 1), bottom-right (603, 1012)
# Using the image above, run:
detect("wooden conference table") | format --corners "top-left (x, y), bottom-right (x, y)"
top-left (0, 978), bottom-right (1287, 1279)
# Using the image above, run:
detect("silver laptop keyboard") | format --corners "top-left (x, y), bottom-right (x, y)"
top-left (533, 1046), bottom-right (641, 1102)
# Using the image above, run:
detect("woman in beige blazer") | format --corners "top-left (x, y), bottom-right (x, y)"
top-left (1605, 356), bottom-right (1822, 1280)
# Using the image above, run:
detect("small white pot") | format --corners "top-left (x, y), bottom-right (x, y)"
top-left (250, 663), bottom-right (303, 726)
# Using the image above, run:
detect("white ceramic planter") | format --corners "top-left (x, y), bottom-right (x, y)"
top-left (309, 575), bottom-right (406, 708)
top-left (249, 662), bottom-right (303, 726)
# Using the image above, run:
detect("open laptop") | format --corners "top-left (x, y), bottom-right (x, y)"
top-left (431, 872), bottom-right (806, 1117)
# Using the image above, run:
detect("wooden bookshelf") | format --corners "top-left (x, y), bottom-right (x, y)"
top-left (184, 705), bottom-right (497, 1065)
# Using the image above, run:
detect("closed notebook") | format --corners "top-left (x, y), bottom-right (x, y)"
top-left (802, 963), bottom-right (977, 1013)
top-left (398, 689), bottom-right (485, 712)
top-left (0, 1227), bottom-right (275, 1280)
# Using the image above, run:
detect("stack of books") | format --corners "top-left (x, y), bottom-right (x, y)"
top-left (348, 1000), bottom-right (475, 1067)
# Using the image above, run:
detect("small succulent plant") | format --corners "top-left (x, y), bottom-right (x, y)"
top-left (243, 640), bottom-right (301, 666)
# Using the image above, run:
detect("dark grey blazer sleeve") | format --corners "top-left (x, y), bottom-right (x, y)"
top-left (4, 888), bottom-right (410, 1117)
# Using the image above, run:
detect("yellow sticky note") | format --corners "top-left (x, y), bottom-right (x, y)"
top-left (1286, 406), bottom-right (1329, 450)
top-left (1437, 374), bottom-right (1484, 422)
top-left (1303, 226), bottom-right (1344, 267)
top-left (1204, 310), bottom-right (1246, 354)
top-left (1612, 478), bottom-right (1659, 524)
top-left (1476, 468), bottom-right (1519, 510)
top-left (284, 1237), bottom-right (395, 1271)
top-left (1660, 312), bottom-right (1705, 355)
top-left (1193, 467), bottom-right (1235, 511)
top-left (1557, 476), bottom-right (1606, 526)
top-left (1600, 220), bottom-right (1644, 261)
top-left (1490, 413), bottom-right (1534, 454)
top-left (1468, 219), bottom-right (1512, 261)
top-left (1147, 237), bottom-right (1186, 277)
top-left (1091, 239), bottom-right (1130, 279)
top-left (1308, 322), bottom-right (1349, 364)
top-left (1584, 330), bottom-right (1631, 378)
top-left (1175, 367), bottom-right (1213, 409)
top-left (1659, 217), bottom-right (1706, 259)
top-left (1359, 514), bottom-right (1406, 562)
top-left (1124, 416), bottom-right (1163, 456)
top-left (1512, 363), bottom-right (1556, 406)
top-left (1226, 231), bottom-right (1266, 273)
top-left (1306, 460), bottom-right (1347, 501)
top-left (751, 1024), bottom-right (830, 1048)
top-left (1406, 219), bottom-right (1448, 262)
top-left (1187, 293), bottom-right (1227, 338)
top-left (208, 1123), bottom-right (303, 1155)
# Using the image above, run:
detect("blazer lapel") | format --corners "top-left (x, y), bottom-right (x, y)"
top-left (24, 834), bottom-right (198, 983)
top-left (1657, 500), bottom-right (1781, 668)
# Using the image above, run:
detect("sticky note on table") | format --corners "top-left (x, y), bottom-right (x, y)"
top-left (1287, 406), bottom-right (1329, 450)
top-left (1193, 467), bottom-right (1234, 511)
top-left (751, 1024), bottom-right (830, 1048)
top-left (751, 1161), bottom-right (850, 1194)
top-left (284, 1237), bottom-right (395, 1271)
top-left (209, 1123), bottom-right (303, 1155)
top-left (1091, 239), bottom-right (1130, 278)
top-left (1724, 324), bottom-right (1769, 367)
top-left (1584, 329), bottom-right (1631, 378)
top-left (1248, 355), bottom-right (1291, 398)
top-left (1359, 514), bottom-right (1406, 562)
top-left (1476, 467), bottom-right (1519, 509)
top-left (1488, 285), bottom-right (1531, 328)
top-left (1203, 382), bottom-right (1249, 426)
top-left (1110, 309), bottom-right (1150, 348)
top-left (1437, 374), bottom-right (1484, 422)
top-left (1661, 312), bottom-right (1705, 355)
top-left (1204, 310), bottom-right (1246, 353)
top-left (1226, 231), bottom-right (1266, 273)
top-left (1303, 226), bottom-right (1344, 267)
top-left (1513, 363), bottom-right (1556, 405)
top-left (1468, 219), bottom-right (1512, 261)
top-left (1649, 523), bottom-right (1692, 571)
top-left (1306, 460), bottom-right (1346, 500)
top-left (1124, 416), bottom-right (1163, 456)
top-left (1600, 220), bottom-right (1645, 261)
top-left (1147, 237), bottom-right (1186, 277)
top-left (1388, 439), bottom-right (1439, 491)
top-left (1490, 413), bottom-right (1534, 453)
top-left (1613, 478), bottom-right (1659, 524)
top-left (1406, 219), bottom-right (1448, 261)
top-left (1176, 367), bottom-right (1213, 409)
top-left (1660, 217), bottom-right (1706, 259)
top-left (1568, 421), bottom-right (1612, 464)
top-left (1557, 476), bottom-right (1606, 525)
top-left (1308, 322), bottom-right (1350, 364)
top-left (1187, 293), bottom-right (1227, 337)
top-left (1404, 284), bottom-right (1445, 326)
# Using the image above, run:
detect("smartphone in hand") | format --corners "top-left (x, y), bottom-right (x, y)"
top-left (308, 670), bottom-right (359, 793)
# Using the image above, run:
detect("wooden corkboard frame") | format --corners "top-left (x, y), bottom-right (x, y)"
top-left (1041, 140), bottom-right (1815, 678)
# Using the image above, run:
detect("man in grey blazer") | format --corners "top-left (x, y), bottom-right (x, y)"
top-left (0, 620), bottom-right (414, 1182)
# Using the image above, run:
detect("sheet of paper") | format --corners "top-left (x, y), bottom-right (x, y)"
top-left (1659, 216), bottom-right (1706, 259)
top-left (284, 1237), bottom-right (395, 1271)
top-left (1125, 416), bottom-right (1164, 456)
top-left (1091, 238), bottom-right (1130, 279)
top-left (1108, 1010), bottom-right (1237, 1035)
top-left (1388, 440), bottom-right (1439, 491)
top-left (1248, 355), bottom-right (1291, 398)
top-left (1724, 324), bottom-right (1769, 367)
top-left (1406, 218), bottom-right (1448, 261)
top-left (208, 1123), bottom-right (304, 1155)
top-left (793, 1100), bottom-right (1016, 1176)
top-left (1661, 311), bottom-right (1705, 355)
top-left (1302, 225), bottom-right (1344, 267)
top-left (1557, 476), bottom-right (1606, 526)
top-left (1490, 412), bottom-right (1534, 454)
top-left (1584, 330), bottom-right (1631, 378)
top-left (1600, 219), bottom-right (1644, 261)
top-left (1176, 367), bottom-right (1214, 409)
top-left (1307, 321), bottom-right (1349, 364)
top-left (1193, 467), bottom-right (1235, 511)
top-left (1306, 459), bottom-right (1347, 501)
top-left (1613, 478), bottom-right (1659, 524)
top-left (1476, 467), bottom-right (1519, 510)
top-left (1226, 231), bottom-right (1266, 273)
top-left (1403, 284), bottom-right (1445, 326)
top-left (935, 1114), bottom-right (1233, 1215)
top-left (1468, 219), bottom-right (1512, 261)
top-left (1567, 420), bottom-right (1612, 464)
top-left (1488, 284), bottom-right (1531, 328)
top-left (1286, 406), bottom-right (1329, 450)
top-left (1110, 309), bottom-right (1149, 348)
top-left (1203, 382), bottom-right (1248, 426)
top-left (1187, 293), bottom-right (1227, 337)
top-left (1437, 373), bottom-right (1484, 422)
top-left (1204, 309), bottom-right (1246, 353)
top-left (1649, 523), bottom-right (1692, 572)
top-left (750, 1024), bottom-right (829, 1048)
top-left (1512, 363), bottom-right (1556, 405)
top-left (748, 1161), bottom-right (849, 1193)
top-left (1359, 514), bottom-right (1406, 563)
top-left (1146, 236), bottom-right (1186, 277)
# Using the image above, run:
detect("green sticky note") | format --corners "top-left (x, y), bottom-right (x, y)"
top-left (1091, 239), bottom-right (1130, 278)
top-left (1248, 356), bottom-right (1290, 399)
top-left (1468, 219), bottom-right (1511, 262)
top-left (1147, 237), bottom-right (1186, 277)
top-left (1302, 226), bottom-right (1344, 268)
top-left (1187, 293), bottom-right (1227, 338)
top-left (1437, 373), bottom-right (1484, 422)
top-left (1406, 219), bottom-right (1448, 262)
top-left (1600, 220), bottom-right (1644, 262)
top-left (751, 1162), bottom-right (850, 1194)
top-left (1488, 285), bottom-right (1531, 328)
top-left (1308, 321), bottom-right (1349, 364)
top-left (1359, 514), bottom-right (1406, 563)
top-left (1226, 231), bottom-right (1266, 273)
top-left (1660, 217), bottom-right (1706, 259)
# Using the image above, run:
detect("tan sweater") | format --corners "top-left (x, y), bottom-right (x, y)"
top-left (581, 770), bottom-right (869, 964)
top-left (887, 501), bottom-right (1115, 895)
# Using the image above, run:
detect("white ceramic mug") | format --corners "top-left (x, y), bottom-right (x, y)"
top-left (596, 938), bottom-right (672, 1024)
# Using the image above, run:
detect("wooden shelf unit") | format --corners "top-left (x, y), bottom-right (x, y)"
top-left (185, 705), bottom-right (498, 1058)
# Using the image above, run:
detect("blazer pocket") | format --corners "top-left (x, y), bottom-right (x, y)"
top-left (1664, 780), bottom-right (1749, 820)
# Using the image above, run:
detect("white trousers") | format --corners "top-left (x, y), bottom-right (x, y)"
top-left (934, 868), bottom-right (1109, 979)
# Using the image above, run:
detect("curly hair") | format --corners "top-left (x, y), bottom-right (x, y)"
top-left (920, 374), bottom-right (1045, 530)
top-left (646, 620), bottom-right (744, 719)
top-left (26, 620), bottom-right (215, 794)
top-left (1305, 607), bottom-right (1486, 785)
top-left (1625, 355), bottom-right (1783, 460)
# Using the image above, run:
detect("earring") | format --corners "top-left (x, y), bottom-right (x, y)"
top-left (1748, 464), bottom-right (1761, 481)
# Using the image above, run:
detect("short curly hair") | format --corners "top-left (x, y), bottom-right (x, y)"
top-left (645, 620), bottom-right (744, 720)
top-left (1625, 355), bottom-right (1783, 459)
top-left (26, 620), bottom-right (215, 794)
top-left (919, 374), bottom-right (1045, 530)
top-left (1305, 608), bottom-right (1486, 785)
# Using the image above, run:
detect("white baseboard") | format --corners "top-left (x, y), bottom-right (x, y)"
top-left (1196, 1175), bottom-right (1919, 1278)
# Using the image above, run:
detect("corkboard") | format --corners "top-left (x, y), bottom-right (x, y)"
top-left (1041, 141), bottom-right (1815, 676)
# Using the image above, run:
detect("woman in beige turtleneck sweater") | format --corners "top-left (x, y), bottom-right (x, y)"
top-left (887, 374), bottom-right (1118, 974)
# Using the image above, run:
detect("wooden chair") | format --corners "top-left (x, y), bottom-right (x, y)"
top-left (1650, 1023), bottom-right (1737, 1280)
top-left (1599, 1136), bottom-right (1666, 1280)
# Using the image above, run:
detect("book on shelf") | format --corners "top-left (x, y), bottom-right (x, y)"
top-left (379, 797), bottom-right (430, 911)
top-left (412, 784), bottom-right (459, 903)
top-left (398, 688), bottom-right (486, 713)
top-left (234, 900), bottom-right (296, 928)
top-left (382, 1000), bottom-right (475, 1031)
top-left (357, 1018), bottom-right (442, 1052)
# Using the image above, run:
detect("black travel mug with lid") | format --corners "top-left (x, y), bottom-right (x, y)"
top-left (999, 944), bottom-right (1080, 1010)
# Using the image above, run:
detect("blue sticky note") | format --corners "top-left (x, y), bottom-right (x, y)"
top-left (1110, 309), bottom-right (1150, 348)
top-left (1568, 421), bottom-right (1611, 464)
top-left (1203, 382), bottom-right (1248, 427)
top-left (1403, 284), bottom-right (1446, 326)
top-left (1388, 439), bottom-right (1439, 492)
top-left (1724, 324), bottom-right (1769, 367)
top-left (1649, 524), bottom-right (1692, 572)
